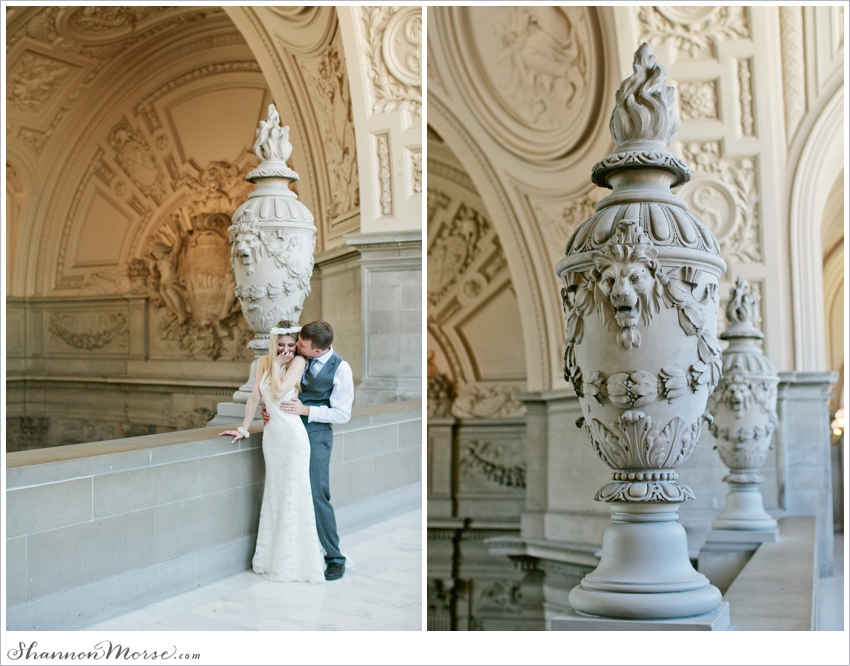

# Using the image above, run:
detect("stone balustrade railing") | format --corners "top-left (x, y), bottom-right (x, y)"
top-left (6, 400), bottom-right (421, 630)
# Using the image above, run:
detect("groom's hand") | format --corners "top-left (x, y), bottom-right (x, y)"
top-left (280, 397), bottom-right (309, 416)
top-left (260, 404), bottom-right (271, 425)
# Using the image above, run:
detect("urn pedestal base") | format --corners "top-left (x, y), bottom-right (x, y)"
top-left (568, 503), bottom-right (723, 620)
top-left (206, 401), bottom-right (262, 427)
top-left (552, 602), bottom-right (730, 631)
top-left (712, 482), bottom-right (778, 531)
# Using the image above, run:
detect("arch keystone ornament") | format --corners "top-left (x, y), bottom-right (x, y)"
top-left (706, 277), bottom-right (779, 532)
top-left (229, 104), bottom-right (317, 403)
top-left (555, 43), bottom-right (728, 626)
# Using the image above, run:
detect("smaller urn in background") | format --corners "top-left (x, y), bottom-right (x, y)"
top-left (706, 277), bottom-right (779, 531)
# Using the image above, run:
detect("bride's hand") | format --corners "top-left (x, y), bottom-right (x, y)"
top-left (274, 348), bottom-right (294, 367)
top-left (218, 429), bottom-right (243, 444)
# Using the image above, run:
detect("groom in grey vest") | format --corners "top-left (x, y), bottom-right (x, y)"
top-left (273, 320), bottom-right (353, 580)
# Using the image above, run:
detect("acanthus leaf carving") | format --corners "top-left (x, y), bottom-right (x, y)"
top-left (361, 7), bottom-right (422, 119)
top-left (297, 40), bottom-right (360, 222)
top-left (7, 51), bottom-right (77, 113)
top-left (680, 142), bottom-right (761, 263)
top-left (636, 6), bottom-right (750, 59)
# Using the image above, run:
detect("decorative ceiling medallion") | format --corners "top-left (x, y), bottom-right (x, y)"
top-left (679, 177), bottom-right (737, 241)
top-left (446, 6), bottom-right (603, 162)
top-left (382, 6), bottom-right (422, 87)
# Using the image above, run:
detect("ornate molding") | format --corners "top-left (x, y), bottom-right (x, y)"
top-left (460, 440), bottom-right (526, 488)
top-left (452, 384), bottom-right (526, 419)
top-left (427, 203), bottom-right (490, 306)
top-left (296, 38), bottom-right (359, 223)
top-left (376, 133), bottom-right (392, 216)
top-left (680, 142), bottom-right (762, 263)
top-left (678, 80), bottom-right (718, 121)
top-left (636, 6), bottom-right (750, 59)
top-left (737, 59), bottom-right (755, 136)
top-left (411, 149), bottom-right (422, 194)
top-left (48, 313), bottom-right (127, 350)
top-left (361, 7), bottom-right (422, 118)
top-left (7, 50), bottom-right (78, 114)
top-left (779, 6), bottom-right (806, 144)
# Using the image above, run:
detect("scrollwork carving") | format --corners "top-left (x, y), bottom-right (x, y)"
top-left (7, 51), bottom-right (76, 113)
top-left (361, 7), bottom-right (422, 118)
top-left (451, 384), bottom-right (526, 419)
top-left (680, 142), bottom-right (761, 262)
top-left (298, 41), bottom-right (359, 221)
top-left (427, 204), bottom-right (490, 305)
top-left (637, 6), bottom-right (749, 59)
top-left (107, 120), bottom-right (168, 204)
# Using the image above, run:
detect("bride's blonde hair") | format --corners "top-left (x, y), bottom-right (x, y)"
top-left (268, 319), bottom-right (299, 359)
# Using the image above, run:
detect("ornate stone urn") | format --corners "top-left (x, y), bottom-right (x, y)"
top-left (229, 104), bottom-right (317, 402)
top-left (706, 277), bottom-right (779, 531)
top-left (555, 44), bottom-right (727, 620)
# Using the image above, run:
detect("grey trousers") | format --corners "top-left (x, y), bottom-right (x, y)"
top-left (304, 423), bottom-right (344, 564)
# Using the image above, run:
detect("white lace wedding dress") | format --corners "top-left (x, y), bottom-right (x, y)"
top-left (252, 370), bottom-right (325, 583)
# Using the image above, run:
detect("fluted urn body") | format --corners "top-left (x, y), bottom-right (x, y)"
top-left (229, 104), bottom-right (317, 401)
top-left (555, 44), bottom-right (727, 621)
top-left (706, 277), bottom-right (778, 530)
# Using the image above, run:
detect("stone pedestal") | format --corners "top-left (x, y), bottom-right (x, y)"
top-left (345, 230), bottom-right (422, 406)
top-left (206, 401), bottom-right (261, 427)
top-left (712, 482), bottom-right (777, 531)
top-left (552, 602), bottom-right (730, 631)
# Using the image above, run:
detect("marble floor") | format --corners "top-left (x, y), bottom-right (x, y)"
top-left (817, 532), bottom-right (846, 631)
top-left (86, 509), bottom-right (422, 631)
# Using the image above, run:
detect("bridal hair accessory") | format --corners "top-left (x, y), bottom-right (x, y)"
top-left (270, 326), bottom-right (301, 336)
top-left (237, 427), bottom-right (250, 439)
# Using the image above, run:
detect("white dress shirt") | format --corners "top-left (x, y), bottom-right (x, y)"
top-left (304, 347), bottom-right (354, 424)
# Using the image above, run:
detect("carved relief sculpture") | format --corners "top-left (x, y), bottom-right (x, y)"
top-left (706, 277), bottom-right (779, 531)
top-left (361, 7), bottom-right (422, 118)
top-left (555, 44), bottom-right (727, 621)
top-left (228, 104), bottom-right (317, 402)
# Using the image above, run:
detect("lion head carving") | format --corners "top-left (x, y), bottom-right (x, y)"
top-left (591, 222), bottom-right (663, 349)
top-left (228, 212), bottom-right (263, 275)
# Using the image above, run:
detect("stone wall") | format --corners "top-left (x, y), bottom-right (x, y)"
top-left (6, 401), bottom-right (421, 630)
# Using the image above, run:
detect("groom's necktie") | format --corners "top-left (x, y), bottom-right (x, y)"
top-left (306, 358), bottom-right (316, 379)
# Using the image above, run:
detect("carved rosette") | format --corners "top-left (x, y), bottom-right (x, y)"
top-left (706, 277), bottom-right (779, 484)
top-left (556, 43), bottom-right (726, 505)
top-left (229, 104), bottom-right (317, 352)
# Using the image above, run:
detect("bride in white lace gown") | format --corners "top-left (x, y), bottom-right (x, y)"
top-left (219, 323), bottom-right (325, 584)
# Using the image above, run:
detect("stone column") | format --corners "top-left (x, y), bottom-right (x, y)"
top-left (344, 230), bottom-right (421, 406)
top-left (552, 44), bottom-right (729, 628)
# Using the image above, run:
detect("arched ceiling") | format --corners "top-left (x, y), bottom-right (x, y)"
top-left (5, 6), bottom-right (360, 297)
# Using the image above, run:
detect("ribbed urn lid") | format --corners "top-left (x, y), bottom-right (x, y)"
top-left (563, 43), bottom-right (721, 259)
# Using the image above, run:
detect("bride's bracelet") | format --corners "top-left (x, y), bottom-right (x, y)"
top-left (236, 427), bottom-right (250, 439)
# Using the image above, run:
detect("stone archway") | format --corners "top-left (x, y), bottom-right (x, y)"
top-left (789, 87), bottom-right (844, 372)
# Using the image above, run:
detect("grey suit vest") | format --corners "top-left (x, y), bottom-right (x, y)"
top-left (299, 351), bottom-right (342, 432)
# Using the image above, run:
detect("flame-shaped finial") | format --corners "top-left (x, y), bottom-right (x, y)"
top-left (610, 43), bottom-right (680, 148)
top-left (723, 276), bottom-right (763, 339)
top-left (253, 104), bottom-right (292, 163)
